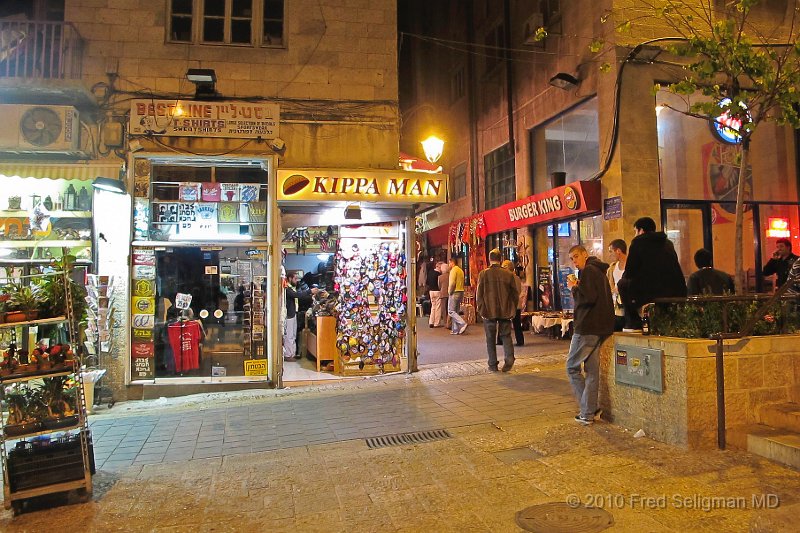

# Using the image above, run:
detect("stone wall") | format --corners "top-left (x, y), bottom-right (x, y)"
top-left (599, 332), bottom-right (800, 449)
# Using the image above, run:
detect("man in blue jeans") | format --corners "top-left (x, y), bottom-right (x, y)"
top-left (476, 249), bottom-right (520, 372)
top-left (566, 245), bottom-right (614, 425)
top-left (448, 255), bottom-right (467, 335)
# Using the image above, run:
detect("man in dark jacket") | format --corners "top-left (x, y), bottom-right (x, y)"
top-left (687, 248), bottom-right (734, 296)
top-left (284, 272), bottom-right (317, 361)
top-left (763, 237), bottom-right (799, 289)
top-left (566, 245), bottom-right (614, 426)
top-left (476, 249), bottom-right (520, 372)
top-left (618, 217), bottom-right (686, 330)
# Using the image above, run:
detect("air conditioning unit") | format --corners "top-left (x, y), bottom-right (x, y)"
top-left (0, 104), bottom-right (81, 153)
top-left (523, 12), bottom-right (545, 45)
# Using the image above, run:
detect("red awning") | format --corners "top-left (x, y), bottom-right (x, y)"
top-left (426, 223), bottom-right (450, 247)
top-left (399, 151), bottom-right (442, 173)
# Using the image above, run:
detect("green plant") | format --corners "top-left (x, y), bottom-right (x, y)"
top-left (45, 255), bottom-right (87, 324)
top-left (5, 283), bottom-right (44, 312)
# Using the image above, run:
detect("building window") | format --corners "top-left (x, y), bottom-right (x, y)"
top-left (450, 66), bottom-right (465, 104)
top-left (451, 163), bottom-right (467, 200)
top-left (484, 144), bottom-right (515, 210)
top-left (530, 98), bottom-right (599, 190)
top-left (484, 21), bottom-right (504, 74)
top-left (169, 0), bottom-right (284, 47)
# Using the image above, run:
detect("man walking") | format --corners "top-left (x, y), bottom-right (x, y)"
top-left (448, 255), bottom-right (467, 335)
top-left (437, 259), bottom-right (450, 328)
top-left (566, 245), bottom-right (614, 425)
top-left (618, 217), bottom-right (686, 331)
top-left (476, 249), bottom-right (520, 372)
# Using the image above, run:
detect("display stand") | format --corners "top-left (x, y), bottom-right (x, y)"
top-left (0, 270), bottom-right (93, 515)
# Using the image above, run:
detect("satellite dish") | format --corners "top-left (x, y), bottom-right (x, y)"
top-left (20, 107), bottom-right (62, 146)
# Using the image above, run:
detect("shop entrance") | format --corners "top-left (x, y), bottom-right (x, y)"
top-left (279, 213), bottom-right (411, 383)
top-left (150, 245), bottom-right (268, 381)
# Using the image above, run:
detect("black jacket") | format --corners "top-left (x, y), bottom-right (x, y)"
top-left (572, 257), bottom-right (615, 336)
top-left (763, 253), bottom-right (799, 287)
top-left (687, 268), bottom-right (734, 295)
top-left (620, 231), bottom-right (686, 305)
top-left (286, 283), bottom-right (311, 320)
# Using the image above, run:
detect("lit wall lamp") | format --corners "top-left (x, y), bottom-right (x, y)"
top-left (421, 135), bottom-right (445, 164)
top-left (549, 72), bottom-right (580, 90)
top-left (187, 68), bottom-right (218, 99)
top-left (92, 176), bottom-right (127, 194)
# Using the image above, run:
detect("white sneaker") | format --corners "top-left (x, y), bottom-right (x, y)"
top-left (458, 323), bottom-right (468, 335)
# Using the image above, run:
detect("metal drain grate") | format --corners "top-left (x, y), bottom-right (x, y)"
top-left (365, 429), bottom-right (452, 449)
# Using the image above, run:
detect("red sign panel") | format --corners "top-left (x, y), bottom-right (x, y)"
top-left (482, 181), bottom-right (602, 233)
top-left (132, 342), bottom-right (155, 358)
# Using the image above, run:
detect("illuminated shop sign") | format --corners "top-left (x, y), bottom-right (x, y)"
top-left (767, 217), bottom-right (791, 238)
top-left (277, 169), bottom-right (448, 204)
top-left (129, 99), bottom-right (279, 139)
top-left (481, 181), bottom-right (602, 233)
top-left (711, 98), bottom-right (749, 145)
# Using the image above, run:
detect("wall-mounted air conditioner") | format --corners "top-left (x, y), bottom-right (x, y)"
top-left (0, 104), bottom-right (81, 153)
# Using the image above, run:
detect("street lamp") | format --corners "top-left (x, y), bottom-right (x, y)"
top-left (421, 135), bottom-right (444, 164)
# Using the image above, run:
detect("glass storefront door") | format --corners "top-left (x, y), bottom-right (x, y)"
top-left (151, 245), bottom-right (268, 380)
top-left (663, 204), bottom-right (712, 278)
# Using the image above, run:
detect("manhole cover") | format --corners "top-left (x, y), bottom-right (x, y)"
top-left (516, 502), bottom-right (613, 533)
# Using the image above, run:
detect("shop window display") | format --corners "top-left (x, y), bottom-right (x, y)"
top-left (333, 230), bottom-right (407, 375)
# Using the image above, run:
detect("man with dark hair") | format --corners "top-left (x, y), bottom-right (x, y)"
top-left (476, 249), bottom-right (520, 372)
top-left (448, 255), bottom-right (467, 335)
top-left (618, 216), bottom-right (686, 331)
top-left (607, 239), bottom-right (627, 331)
top-left (763, 237), bottom-right (798, 288)
top-left (284, 272), bottom-right (317, 361)
top-left (687, 249), bottom-right (734, 295)
top-left (566, 245), bottom-right (614, 425)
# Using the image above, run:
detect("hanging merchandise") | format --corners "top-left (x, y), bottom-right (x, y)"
top-left (333, 235), bottom-right (407, 373)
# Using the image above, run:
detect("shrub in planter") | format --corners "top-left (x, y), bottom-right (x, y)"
top-left (651, 298), bottom-right (800, 338)
top-left (4, 283), bottom-right (44, 321)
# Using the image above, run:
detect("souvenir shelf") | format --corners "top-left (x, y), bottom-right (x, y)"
top-left (0, 270), bottom-right (93, 515)
top-left (333, 236), bottom-right (407, 376)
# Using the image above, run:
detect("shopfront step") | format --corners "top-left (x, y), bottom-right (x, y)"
top-left (758, 402), bottom-right (800, 433)
top-left (730, 424), bottom-right (800, 470)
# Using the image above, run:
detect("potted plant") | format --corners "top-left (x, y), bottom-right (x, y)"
top-left (3, 385), bottom-right (42, 436)
top-left (5, 283), bottom-right (44, 322)
top-left (41, 376), bottom-right (78, 428)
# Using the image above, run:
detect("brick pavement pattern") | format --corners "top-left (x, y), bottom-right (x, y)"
top-left (2, 358), bottom-right (800, 531)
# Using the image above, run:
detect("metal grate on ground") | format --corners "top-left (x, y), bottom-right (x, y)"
top-left (365, 429), bottom-right (452, 449)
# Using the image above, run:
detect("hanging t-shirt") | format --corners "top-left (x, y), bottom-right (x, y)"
top-left (167, 320), bottom-right (202, 372)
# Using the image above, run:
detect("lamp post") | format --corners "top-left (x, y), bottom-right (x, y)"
top-left (421, 135), bottom-right (444, 164)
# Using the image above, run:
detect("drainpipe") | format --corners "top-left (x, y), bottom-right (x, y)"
top-left (503, 0), bottom-right (516, 155)
top-left (466, 0), bottom-right (480, 213)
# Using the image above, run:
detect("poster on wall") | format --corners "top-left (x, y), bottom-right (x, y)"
top-left (133, 159), bottom-right (150, 198)
top-left (537, 266), bottom-right (553, 311)
top-left (558, 267), bottom-right (575, 310)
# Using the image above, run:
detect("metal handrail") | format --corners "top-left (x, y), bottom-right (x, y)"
top-left (653, 273), bottom-right (800, 450)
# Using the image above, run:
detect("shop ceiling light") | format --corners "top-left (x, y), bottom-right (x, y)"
top-left (92, 177), bottom-right (127, 194)
top-left (344, 204), bottom-right (361, 220)
top-left (549, 72), bottom-right (580, 90)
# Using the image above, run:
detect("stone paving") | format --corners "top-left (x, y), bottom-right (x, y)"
top-left (2, 356), bottom-right (800, 531)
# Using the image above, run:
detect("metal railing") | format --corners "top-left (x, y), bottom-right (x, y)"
top-left (0, 20), bottom-right (83, 80)
top-left (653, 280), bottom-right (800, 450)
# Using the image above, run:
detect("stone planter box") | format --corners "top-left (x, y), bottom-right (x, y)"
top-left (599, 332), bottom-right (800, 449)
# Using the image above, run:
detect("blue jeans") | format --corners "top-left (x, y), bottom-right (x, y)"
top-left (448, 291), bottom-right (466, 332)
top-left (484, 319), bottom-right (514, 369)
top-left (566, 333), bottom-right (604, 418)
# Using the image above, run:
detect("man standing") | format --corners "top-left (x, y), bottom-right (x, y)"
top-left (618, 217), bottom-right (686, 331)
top-left (428, 262), bottom-right (442, 328)
top-left (477, 249), bottom-right (520, 372)
top-left (687, 248), bottom-right (734, 295)
top-left (284, 272), bottom-right (317, 361)
top-left (607, 239), bottom-right (627, 331)
top-left (763, 238), bottom-right (798, 289)
top-left (566, 245), bottom-right (614, 425)
top-left (448, 255), bottom-right (467, 335)
top-left (437, 259), bottom-right (450, 328)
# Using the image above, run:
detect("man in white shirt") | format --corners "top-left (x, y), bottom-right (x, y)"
top-left (607, 239), bottom-right (627, 332)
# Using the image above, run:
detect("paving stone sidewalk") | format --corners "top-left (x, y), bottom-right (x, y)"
top-left (2, 361), bottom-right (799, 532)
